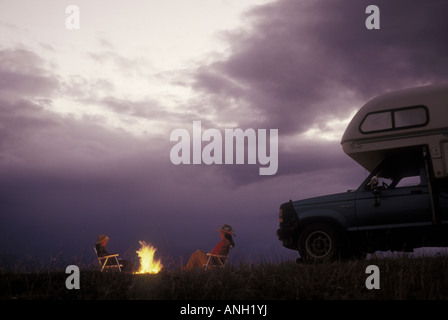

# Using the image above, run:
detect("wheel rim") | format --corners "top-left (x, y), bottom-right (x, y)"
top-left (305, 230), bottom-right (333, 259)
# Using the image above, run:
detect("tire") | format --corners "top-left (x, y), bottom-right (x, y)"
top-left (298, 224), bottom-right (342, 261)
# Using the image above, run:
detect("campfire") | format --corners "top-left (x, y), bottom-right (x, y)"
top-left (134, 241), bottom-right (163, 274)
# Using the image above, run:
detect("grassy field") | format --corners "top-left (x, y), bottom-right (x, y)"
top-left (1, 255), bottom-right (448, 300)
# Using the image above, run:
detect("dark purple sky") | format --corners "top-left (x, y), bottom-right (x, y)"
top-left (1, 0), bottom-right (448, 268)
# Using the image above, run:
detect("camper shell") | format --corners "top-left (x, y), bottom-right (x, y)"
top-left (277, 84), bottom-right (448, 261)
top-left (341, 84), bottom-right (448, 179)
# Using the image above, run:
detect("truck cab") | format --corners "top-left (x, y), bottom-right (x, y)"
top-left (277, 84), bottom-right (448, 261)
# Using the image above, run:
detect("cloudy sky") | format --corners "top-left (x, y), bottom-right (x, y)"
top-left (1, 0), bottom-right (448, 268)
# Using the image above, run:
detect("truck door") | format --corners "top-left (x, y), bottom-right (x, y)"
top-left (355, 164), bottom-right (433, 230)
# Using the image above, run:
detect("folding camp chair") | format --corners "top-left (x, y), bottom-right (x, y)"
top-left (94, 248), bottom-right (122, 272)
top-left (204, 246), bottom-right (232, 270)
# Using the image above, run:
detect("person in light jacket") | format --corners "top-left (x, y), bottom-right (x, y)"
top-left (95, 234), bottom-right (133, 272)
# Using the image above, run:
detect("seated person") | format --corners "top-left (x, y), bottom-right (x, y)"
top-left (95, 234), bottom-right (133, 272)
top-left (184, 224), bottom-right (235, 270)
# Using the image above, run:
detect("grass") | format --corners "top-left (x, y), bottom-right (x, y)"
top-left (1, 255), bottom-right (448, 300)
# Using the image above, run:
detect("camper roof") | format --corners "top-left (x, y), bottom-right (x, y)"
top-left (341, 84), bottom-right (448, 172)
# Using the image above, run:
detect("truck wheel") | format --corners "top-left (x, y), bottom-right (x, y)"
top-left (298, 224), bottom-right (341, 261)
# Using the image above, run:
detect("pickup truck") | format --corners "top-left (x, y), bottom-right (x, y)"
top-left (277, 85), bottom-right (448, 261)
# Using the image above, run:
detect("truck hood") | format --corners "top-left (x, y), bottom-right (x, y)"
top-left (293, 191), bottom-right (356, 207)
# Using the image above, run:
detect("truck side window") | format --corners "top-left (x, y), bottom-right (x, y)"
top-left (396, 175), bottom-right (421, 188)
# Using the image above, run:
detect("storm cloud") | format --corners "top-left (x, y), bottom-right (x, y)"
top-left (192, 0), bottom-right (448, 134)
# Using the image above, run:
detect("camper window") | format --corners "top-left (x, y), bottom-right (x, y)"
top-left (360, 111), bottom-right (392, 132)
top-left (360, 105), bottom-right (428, 134)
top-left (394, 107), bottom-right (428, 128)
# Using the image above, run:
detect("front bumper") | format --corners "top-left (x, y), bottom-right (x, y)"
top-left (276, 200), bottom-right (300, 249)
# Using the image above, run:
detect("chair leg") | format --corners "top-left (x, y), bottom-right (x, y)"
top-left (204, 256), bottom-right (211, 270)
top-left (114, 257), bottom-right (122, 272)
top-left (99, 256), bottom-right (122, 272)
top-left (100, 257), bottom-right (109, 272)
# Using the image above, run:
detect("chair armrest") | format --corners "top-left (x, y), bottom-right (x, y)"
top-left (206, 253), bottom-right (227, 258)
top-left (99, 254), bottom-right (119, 259)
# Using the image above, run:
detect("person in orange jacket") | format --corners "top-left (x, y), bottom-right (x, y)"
top-left (184, 224), bottom-right (235, 270)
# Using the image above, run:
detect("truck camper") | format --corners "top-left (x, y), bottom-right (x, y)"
top-left (277, 84), bottom-right (448, 261)
top-left (341, 84), bottom-right (448, 179)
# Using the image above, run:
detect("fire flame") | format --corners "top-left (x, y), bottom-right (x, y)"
top-left (134, 241), bottom-right (163, 274)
